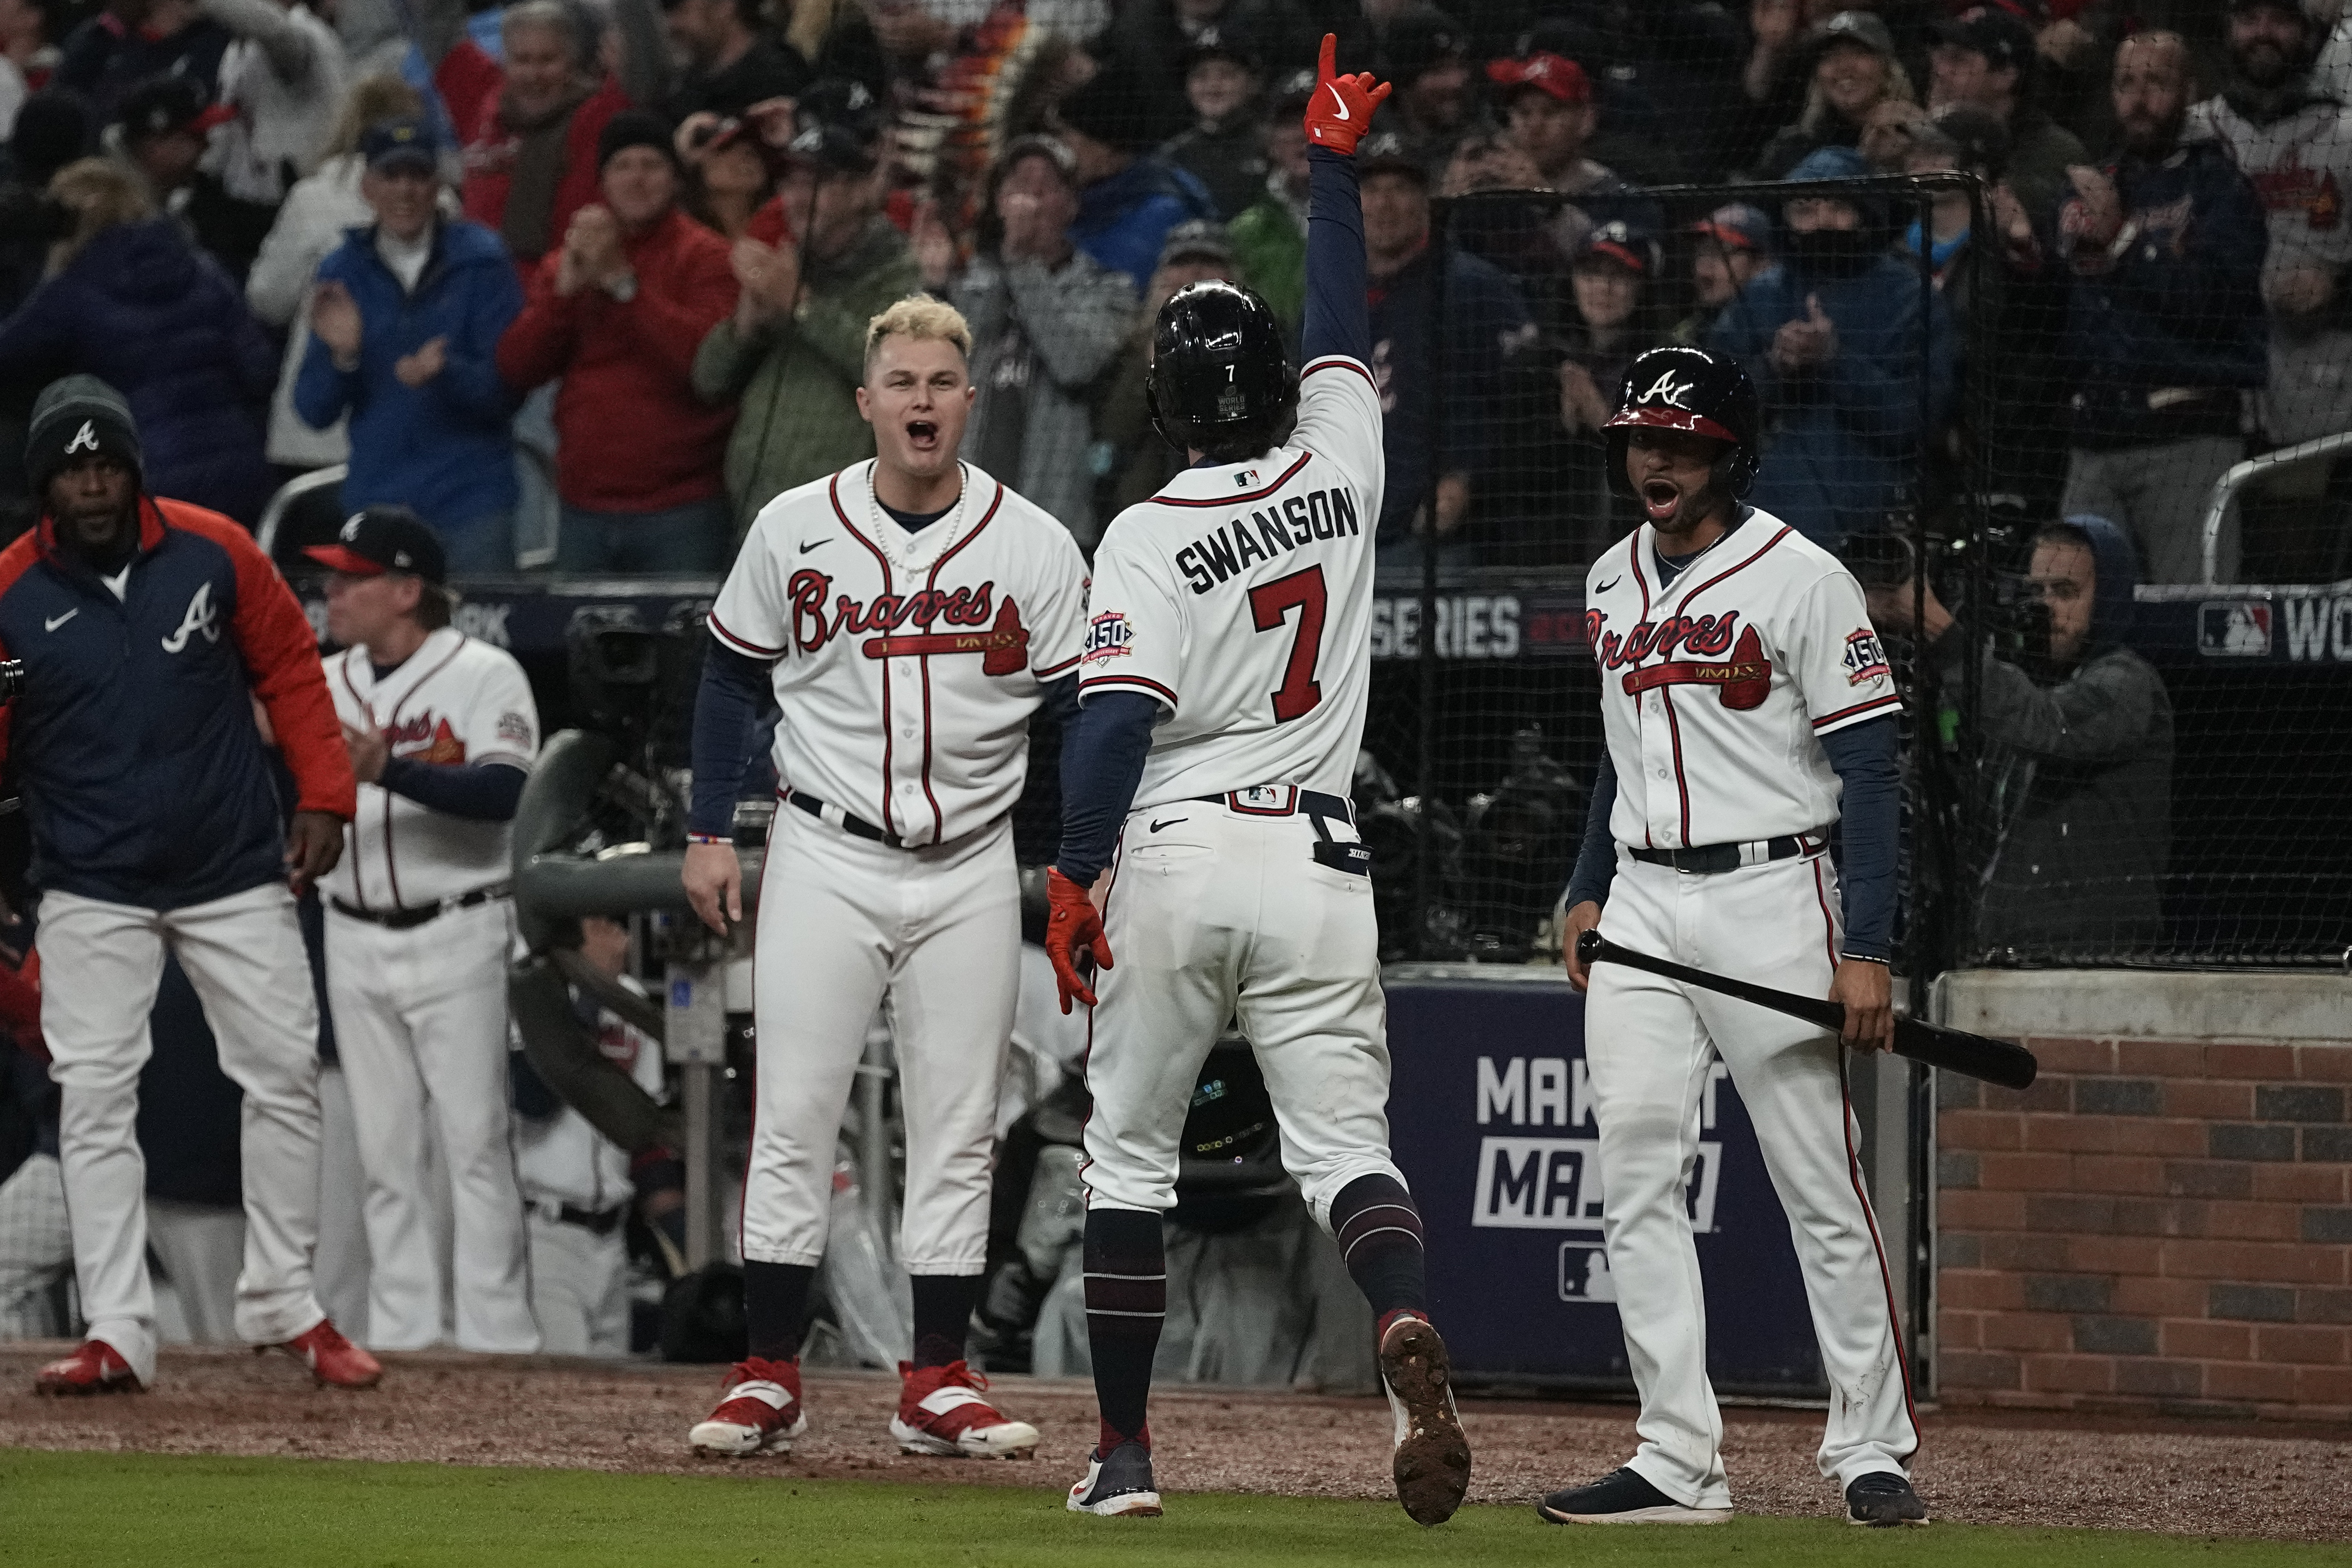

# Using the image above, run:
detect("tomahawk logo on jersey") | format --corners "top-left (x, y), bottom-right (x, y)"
top-left (1583, 514), bottom-right (1899, 852)
top-left (708, 460), bottom-right (1089, 846)
top-left (1078, 355), bottom-right (1385, 807)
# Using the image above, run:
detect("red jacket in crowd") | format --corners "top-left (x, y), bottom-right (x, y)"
top-left (496, 206), bottom-right (739, 515)
top-left (460, 76), bottom-right (632, 269)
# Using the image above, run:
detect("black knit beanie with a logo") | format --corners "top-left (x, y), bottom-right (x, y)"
top-left (26, 374), bottom-right (143, 499)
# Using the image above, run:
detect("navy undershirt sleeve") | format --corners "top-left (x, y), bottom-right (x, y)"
top-left (1054, 691), bottom-right (1160, 888)
top-left (689, 639), bottom-right (776, 839)
top-left (1820, 716), bottom-right (1898, 962)
top-left (1301, 148), bottom-right (1371, 367)
top-left (377, 757), bottom-right (527, 822)
top-left (1563, 753), bottom-right (1619, 910)
top-left (1043, 672), bottom-right (1080, 727)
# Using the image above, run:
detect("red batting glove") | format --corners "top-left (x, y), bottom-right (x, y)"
top-left (1303, 32), bottom-right (1390, 155)
top-left (1044, 866), bottom-right (1112, 1013)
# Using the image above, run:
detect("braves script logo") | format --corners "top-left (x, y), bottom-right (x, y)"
top-left (64, 421), bottom-right (99, 455)
top-left (1843, 627), bottom-right (1890, 687)
top-left (1584, 609), bottom-right (1772, 710)
top-left (787, 570), bottom-right (998, 654)
top-left (383, 713), bottom-right (467, 763)
top-left (1081, 610), bottom-right (1134, 666)
top-left (160, 581), bottom-right (221, 653)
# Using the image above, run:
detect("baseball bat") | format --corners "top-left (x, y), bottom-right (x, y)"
top-left (1573, 930), bottom-right (2038, 1089)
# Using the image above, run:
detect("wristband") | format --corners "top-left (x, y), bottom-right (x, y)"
top-left (686, 831), bottom-right (732, 845)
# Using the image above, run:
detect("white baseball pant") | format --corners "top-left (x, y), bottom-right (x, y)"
top-left (742, 806), bottom-right (1017, 1275)
top-left (326, 898), bottom-right (538, 1353)
top-left (1585, 850), bottom-right (1919, 1509)
top-left (526, 1210), bottom-right (631, 1356)
top-left (312, 1063), bottom-right (372, 1341)
top-left (1079, 802), bottom-right (1406, 1225)
top-left (38, 882), bottom-right (328, 1386)
top-left (148, 1200), bottom-right (246, 1343)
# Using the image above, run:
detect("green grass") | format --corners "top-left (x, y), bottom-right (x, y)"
top-left (2, 1450), bottom-right (2347, 1568)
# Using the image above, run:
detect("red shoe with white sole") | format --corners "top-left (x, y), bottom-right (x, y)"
top-left (35, 1339), bottom-right (142, 1396)
top-left (890, 1361), bottom-right (1039, 1458)
top-left (272, 1319), bottom-right (383, 1389)
top-left (689, 1357), bottom-right (808, 1456)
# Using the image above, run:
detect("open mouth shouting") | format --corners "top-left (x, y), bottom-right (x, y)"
top-left (905, 418), bottom-right (941, 455)
top-left (1642, 477), bottom-right (1684, 525)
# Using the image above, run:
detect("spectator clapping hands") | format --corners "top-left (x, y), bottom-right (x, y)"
top-left (1770, 293), bottom-right (1839, 374)
top-left (731, 235), bottom-right (800, 327)
top-left (558, 206), bottom-right (629, 297)
top-left (312, 278), bottom-right (362, 365)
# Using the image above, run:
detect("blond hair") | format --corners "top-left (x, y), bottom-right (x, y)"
top-left (319, 75), bottom-right (428, 166)
top-left (863, 295), bottom-right (973, 375)
top-left (47, 159), bottom-right (154, 275)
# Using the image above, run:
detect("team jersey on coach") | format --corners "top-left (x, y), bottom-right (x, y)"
top-left (1585, 509), bottom-right (1899, 850)
top-left (1078, 354), bottom-right (1385, 807)
top-left (708, 460), bottom-right (1089, 846)
top-left (322, 627), bottom-right (541, 909)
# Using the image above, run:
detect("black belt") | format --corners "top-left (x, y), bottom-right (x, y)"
top-left (330, 882), bottom-right (510, 930)
top-left (784, 788), bottom-right (905, 848)
top-left (1190, 787), bottom-right (1354, 823)
top-left (1628, 833), bottom-right (1826, 876)
top-left (1190, 787), bottom-right (1369, 876)
top-left (530, 1199), bottom-right (626, 1236)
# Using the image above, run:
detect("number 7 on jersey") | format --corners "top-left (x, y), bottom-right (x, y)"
top-left (1250, 565), bottom-right (1326, 723)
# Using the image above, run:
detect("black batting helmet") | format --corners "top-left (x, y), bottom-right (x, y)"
top-left (1146, 280), bottom-right (1297, 460)
top-left (1602, 344), bottom-right (1761, 502)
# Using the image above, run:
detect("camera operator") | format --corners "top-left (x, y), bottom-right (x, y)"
top-left (1867, 514), bottom-right (2173, 959)
top-left (0, 374), bottom-right (373, 1394)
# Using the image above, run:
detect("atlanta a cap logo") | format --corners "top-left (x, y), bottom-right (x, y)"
top-left (1637, 370), bottom-right (1693, 409)
top-left (340, 513), bottom-right (364, 541)
top-left (64, 421), bottom-right (98, 455)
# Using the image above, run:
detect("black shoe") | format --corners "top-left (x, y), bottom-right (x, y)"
top-left (1846, 1470), bottom-right (1929, 1527)
top-left (1536, 1466), bottom-right (1732, 1525)
top-left (1066, 1440), bottom-right (1161, 1517)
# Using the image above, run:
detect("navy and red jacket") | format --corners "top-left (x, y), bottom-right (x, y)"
top-left (0, 498), bottom-right (357, 911)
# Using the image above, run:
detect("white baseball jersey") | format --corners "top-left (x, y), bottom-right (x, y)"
top-left (515, 980), bottom-right (664, 1213)
top-left (322, 627), bottom-right (539, 909)
top-left (708, 461), bottom-right (1089, 846)
top-left (1077, 355), bottom-right (1385, 807)
top-left (1584, 509), bottom-right (1898, 851)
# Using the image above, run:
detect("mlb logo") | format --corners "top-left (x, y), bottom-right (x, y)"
top-left (2198, 601), bottom-right (2271, 657)
top-left (1235, 469), bottom-right (1258, 488)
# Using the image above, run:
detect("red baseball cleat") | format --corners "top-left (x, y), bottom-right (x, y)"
top-left (890, 1361), bottom-right (1039, 1458)
top-left (35, 1339), bottom-right (142, 1396)
top-left (272, 1319), bottom-right (383, 1389)
top-left (689, 1357), bottom-right (807, 1456)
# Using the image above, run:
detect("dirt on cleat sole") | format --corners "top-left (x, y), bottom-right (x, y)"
top-left (1380, 1319), bottom-right (1472, 1527)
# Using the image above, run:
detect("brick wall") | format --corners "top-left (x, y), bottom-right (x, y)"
top-left (1937, 1036), bottom-right (2352, 1419)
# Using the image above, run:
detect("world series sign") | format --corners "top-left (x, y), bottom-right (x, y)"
top-left (1384, 970), bottom-right (1825, 1393)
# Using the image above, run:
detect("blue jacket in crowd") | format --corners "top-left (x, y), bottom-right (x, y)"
top-left (1367, 241), bottom-right (1535, 542)
top-left (1073, 156), bottom-right (1216, 298)
top-left (2051, 138), bottom-right (2269, 448)
top-left (295, 218), bottom-right (525, 532)
top-left (0, 219), bottom-right (277, 524)
top-left (1709, 147), bottom-right (1955, 548)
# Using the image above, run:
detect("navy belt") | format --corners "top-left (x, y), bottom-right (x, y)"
top-left (330, 882), bottom-right (509, 929)
top-left (1628, 833), bottom-right (1826, 875)
top-left (784, 788), bottom-right (905, 848)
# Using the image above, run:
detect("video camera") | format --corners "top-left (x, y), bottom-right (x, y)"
top-left (1842, 507), bottom-right (2055, 681)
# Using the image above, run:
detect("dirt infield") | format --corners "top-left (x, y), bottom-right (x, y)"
top-left (5, 1344), bottom-right (2348, 1541)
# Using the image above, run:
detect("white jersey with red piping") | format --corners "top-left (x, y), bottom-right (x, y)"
top-left (1077, 354), bottom-right (1384, 809)
top-left (321, 627), bottom-right (539, 909)
top-left (707, 460), bottom-right (1090, 846)
top-left (1583, 508), bottom-right (1899, 851)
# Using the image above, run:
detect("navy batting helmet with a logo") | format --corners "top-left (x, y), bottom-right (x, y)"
top-left (1146, 280), bottom-right (1297, 458)
top-left (1601, 344), bottom-right (1761, 501)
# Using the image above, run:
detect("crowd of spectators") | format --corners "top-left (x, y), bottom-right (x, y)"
top-left (0, 0), bottom-right (2330, 586)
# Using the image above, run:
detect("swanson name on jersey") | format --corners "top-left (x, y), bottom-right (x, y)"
top-left (1174, 487), bottom-right (1362, 597)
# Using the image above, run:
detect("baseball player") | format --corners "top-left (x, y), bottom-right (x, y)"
top-left (1543, 344), bottom-right (1922, 1527)
top-left (2, 374), bottom-right (376, 1394)
top-left (680, 296), bottom-right (1087, 1460)
top-left (310, 505), bottom-right (541, 1355)
top-left (1042, 37), bottom-right (1472, 1527)
top-left (514, 915), bottom-right (670, 1356)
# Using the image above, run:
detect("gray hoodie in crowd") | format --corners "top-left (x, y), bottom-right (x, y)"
top-left (1936, 513), bottom-right (2174, 960)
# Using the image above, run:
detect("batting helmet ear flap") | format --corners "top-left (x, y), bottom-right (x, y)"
top-left (1145, 367), bottom-right (1178, 455)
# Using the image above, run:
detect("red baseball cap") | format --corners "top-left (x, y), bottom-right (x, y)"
top-left (1485, 52), bottom-right (1590, 105)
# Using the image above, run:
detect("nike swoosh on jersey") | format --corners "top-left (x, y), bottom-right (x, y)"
top-left (800, 539), bottom-right (827, 554)
top-left (1595, 576), bottom-right (1622, 592)
top-left (1148, 817), bottom-right (1186, 832)
top-left (44, 609), bottom-right (76, 631)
